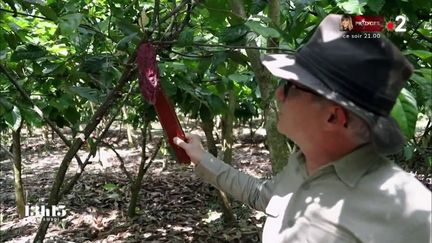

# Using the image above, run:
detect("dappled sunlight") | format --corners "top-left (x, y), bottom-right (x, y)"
top-left (1, 128), bottom-right (267, 242)
top-left (202, 209), bottom-right (223, 223)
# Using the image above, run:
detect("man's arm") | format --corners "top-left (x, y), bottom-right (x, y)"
top-left (173, 134), bottom-right (285, 212)
top-left (195, 151), bottom-right (278, 212)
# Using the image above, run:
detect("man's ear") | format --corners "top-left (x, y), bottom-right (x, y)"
top-left (325, 106), bottom-right (348, 128)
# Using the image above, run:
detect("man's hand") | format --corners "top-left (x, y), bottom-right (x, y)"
top-left (173, 134), bottom-right (205, 165)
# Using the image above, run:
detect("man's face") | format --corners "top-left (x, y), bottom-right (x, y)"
top-left (275, 80), bottom-right (323, 143)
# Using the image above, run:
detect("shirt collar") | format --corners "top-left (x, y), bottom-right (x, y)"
top-left (331, 144), bottom-right (386, 188)
top-left (296, 144), bottom-right (387, 188)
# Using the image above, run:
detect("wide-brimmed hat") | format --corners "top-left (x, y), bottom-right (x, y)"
top-left (262, 14), bottom-right (413, 155)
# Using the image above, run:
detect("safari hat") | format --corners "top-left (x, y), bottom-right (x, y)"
top-left (262, 14), bottom-right (413, 155)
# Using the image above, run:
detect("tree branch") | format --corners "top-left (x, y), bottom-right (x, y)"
top-left (0, 8), bottom-right (47, 20)
top-left (0, 145), bottom-right (14, 159)
top-left (59, 80), bottom-right (135, 197)
top-left (0, 64), bottom-right (84, 169)
top-left (159, 0), bottom-right (190, 24)
top-left (153, 40), bottom-right (295, 52)
top-left (101, 141), bottom-right (133, 181)
top-left (143, 139), bottom-right (162, 173)
top-left (415, 30), bottom-right (432, 44)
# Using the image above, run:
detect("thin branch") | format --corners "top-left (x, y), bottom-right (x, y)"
top-left (148, 0), bottom-right (190, 38)
top-left (407, 20), bottom-right (425, 46)
top-left (421, 119), bottom-right (431, 141)
top-left (0, 145), bottom-right (14, 159)
top-left (169, 49), bottom-right (213, 58)
top-left (142, 139), bottom-right (163, 175)
top-left (152, 0), bottom-right (160, 38)
top-left (415, 30), bottom-right (432, 44)
top-left (0, 8), bottom-right (47, 20)
top-left (101, 141), bottom-right (132, 181)
top-left (159, 0), bottom-right (190, 24)
top-left (152, 40), bottom-right (295, 52)
top-left (177, 1), bottom-right (193, 33)
top-left (0, 64), bottom-right (84, 169)
top-left (59, 81), bottom-right (136, 197)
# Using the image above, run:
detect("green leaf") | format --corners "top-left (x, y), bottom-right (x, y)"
top-left (403, 144), bottom-right (414, 160)
top-left (103, 183), bottom-right (118, 191)
top-left (245, 21), bottom-right (280, 38)
top-left (138, 10), bottom-right (149, 29)
top-left (79, 55), bottom-right (113, 74)
top-left (411, 72), bottom-right (431, 91)
top-left (227, 51), bottom-right (249, 66)
top-left (21, 107), bottom-right (43, 128)
top-left (249, 0), bottom-right (267, 15)
top-left (366, 0), bottom-right (385, 13)
top-left (117, 33), bottom-right (139, 51)
top-left (116, 19), bottom-right (141, 36)
top-left (403, 50), bottom-right (432, 60)
top-left (219, 25), bottom-right (249, 43)
top-left (4, 105), bottom-right (22, 131)
top-left (416, 68), bottom-right (432, 78)
top-left (70, 86), bottom-right (101, 102)
top-left (35, 4), bottom-right (58, 21)
top-left (206, 94), bottom-right (227, 115)
top-left (228, 73), bottom-right (251, 83)
top-left (0, 97), bottom-right (13, 111)
top-left (58, 13), bottom-right (83, 36)
top-left (391, 88), bottom-right (419, 139)
top-left (4, 33), bottom-right (19, 50)
top-left (11, 44), bottom-right (47, 61)
top-left (203, 0), bottom-right (230, 27)
top-left (336, 0), bottom-right (367, 14)
top-left (177, 28), bottom-right (194, 47)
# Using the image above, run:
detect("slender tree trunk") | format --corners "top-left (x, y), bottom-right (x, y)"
top-left (12, 120), bottom-right (25, 218)
top-left (42, 125), bottom-right (49, 146)
top-left (122, 107), bottom-right (135, 147)
top-left (33, 52), bottom-right (136, 242)
top-left (222, 91), bottom-right (235, 164)
top-left (201, 112), bottom-right (235, 224)
top-left (128, 124), bottom-right (148, 218)
top-left (228, 0), bottom-right (289, 174)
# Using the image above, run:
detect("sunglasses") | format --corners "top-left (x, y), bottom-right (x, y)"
top-left (280, 80), bottom-right (319, 97)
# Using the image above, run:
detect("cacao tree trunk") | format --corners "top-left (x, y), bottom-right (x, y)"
top-left (229, 0), bottom-right (289, 173)
top-left (12, 120), bottom-right (25, 218)
top-left (128, 124), bottom-right (148, 218)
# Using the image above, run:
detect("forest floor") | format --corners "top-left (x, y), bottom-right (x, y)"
top-left (1, 122), bottom-right (431, 242)
top-left (1, 124), bottom-right (272, 242)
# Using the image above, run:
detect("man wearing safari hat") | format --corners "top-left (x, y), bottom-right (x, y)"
top-left (174, 14), bottom-right (431, 242)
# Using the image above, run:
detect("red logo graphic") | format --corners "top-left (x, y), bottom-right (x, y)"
top-left (386, 21), bottom-right (395, 31)
top-left (351, 16), bottom-right (384, 32)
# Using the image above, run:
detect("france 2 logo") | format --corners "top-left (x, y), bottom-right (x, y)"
top-left (386, 15), bottom-right (407, 32)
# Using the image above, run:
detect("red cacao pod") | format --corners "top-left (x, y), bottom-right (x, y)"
top-left (136, 43), bottom-right (160, 104)
top-left (136, 43), bottom-right (190, 164)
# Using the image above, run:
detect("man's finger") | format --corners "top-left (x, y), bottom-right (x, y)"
top-left (173, 137), bottom-right (187, 149)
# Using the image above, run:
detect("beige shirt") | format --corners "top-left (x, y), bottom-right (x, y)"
top-left (195, 145), bottom-right (431, 243)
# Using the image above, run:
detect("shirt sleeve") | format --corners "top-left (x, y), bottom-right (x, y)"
top-left (194, 151), bottom-right (282, 212)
